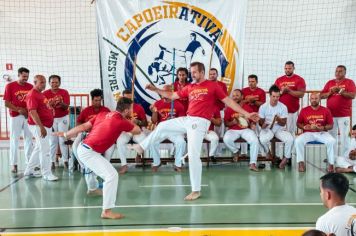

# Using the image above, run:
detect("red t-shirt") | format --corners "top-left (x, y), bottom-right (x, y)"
top-left (177, 80), bottom-right (227, 120)
top-left (224, 104), bottom-right (254, 130)
top-left (83, 111), bottom-right (134, 153)
top-left (173, 81), bottom-right (190, 113)
top-left (208, 109), bottom-right (221, 131)
top-left (215, 80), bottom-right (228, 111)
top-left (77, 105), bottom-right (111, 124)
top-left (43, 89), bottom-right (70, 118)
top-left (153, 99), bottom-right (185, 123)
top-left (26, 88), bottom-right (54, 128)
top-left (3, 81), bottom-right (33, 117)
top-left (297, 106), bottom-right (333, 133)
top-left (241, 87), bottom-right (266, 112)
top-left (275, 74), bottom-right (306, 113)
top-left (132, 103), bottom-right (147, 124)
top-left (321, 78), bottom-right (356, 117)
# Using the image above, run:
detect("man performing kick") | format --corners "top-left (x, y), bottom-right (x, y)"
top-left (131, 62), bottom-right (259, 201)
top-left (55, 97), bottom-right (140, 219)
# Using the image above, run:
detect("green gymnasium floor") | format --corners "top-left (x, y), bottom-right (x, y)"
top-left (1, 148), bottom-right (356, 236)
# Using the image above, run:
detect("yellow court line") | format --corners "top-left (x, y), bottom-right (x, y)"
top-left (2, 228), bottom-right (309, 236)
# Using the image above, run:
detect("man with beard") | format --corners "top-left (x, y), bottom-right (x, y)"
top-left (258, 85), bottom-right (294, 169)
top-left (3, 67), bottom-right (33, 173)
top-left (242, 74), bottom-right (266, 113)
top-left (173, 67), bottom-right (190, 113)
top-left (24, 75), bottom-right (58, 181)
top-left (223, 89), bottom-right (259, 171)
top-left (320, 65), bottom-right (356, 157)
top-left (130, 62), bottom-right (259, 201)
top-left (275, 61), bottom-right (306, 135)
top-left (43, 75), bottom-right (70, 169)
top-left (295, 93), bottom-right (335, 172)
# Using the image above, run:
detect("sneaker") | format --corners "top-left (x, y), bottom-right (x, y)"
top-left (42, 174), bottom-right (59, 181)
top-left (24, 170), bottom-right (42, 179)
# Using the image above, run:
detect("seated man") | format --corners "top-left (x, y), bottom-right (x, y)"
top-left (258, 84), bottom-right (294, 169)
top-left (116, 89), bottom-right (147, 174)
top-left (223, 89), bottom-right (259, 171)
top-left (335, 124), bottom-right (356, 173)
top-left (149, 85), bottom-right (186, 172)
top-left (295, 93), bottom-right (335, 172)
top-left (204, 108), bottom-right (221, 163)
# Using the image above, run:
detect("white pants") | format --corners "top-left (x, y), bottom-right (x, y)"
top-left (82, 144), bottom-right (115, 193)
top-left (223, 129), bottom-right (259, 164)
top-left (77, 143), bottom-right (118, 210)
top-left (25, 125), bottom-right (53, 177)
top-left (49, 115), bottom-right (69, 162)
top-left (336, 156), bottom-right (356, 172)
top-left (286, 112), bottom-right (298, 136)
top-left (150, 134), bottom-right (186, 167)
top-left (117, 131), bottom-right (146, 165)
top-left (295, 132), bottom-right (336, 164)
top-left (259, 129), bottom-right (294, 159)
top-left (9, 115), bottom-right (33, 166)
top-left (329, 117), bottom-right (350, 157)
top-left (140, 116), bottom-right (210, 192)
top-left (204, 130), bottom-right (219, 157)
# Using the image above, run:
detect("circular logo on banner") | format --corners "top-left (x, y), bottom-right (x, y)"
top-left (103, 2), bottom-right (240, 114)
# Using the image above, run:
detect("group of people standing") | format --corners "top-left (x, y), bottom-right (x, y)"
top-left (3, 61), bottom-right (356, 222)
top-left (4, 70), bottom-right (69, 181)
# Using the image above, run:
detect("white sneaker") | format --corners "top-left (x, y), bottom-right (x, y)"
top-left (42, 174), bottom-right (59, 181)
top-left (24, 170), bottom-right (42, 179)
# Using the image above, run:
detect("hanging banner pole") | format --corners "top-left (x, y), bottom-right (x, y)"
top-left (170, 48), bottom-right (176, 119)
top-left (131, 56), bottom-right (137, 116)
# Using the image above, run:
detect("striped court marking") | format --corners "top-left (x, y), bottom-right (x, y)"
top-left (1, 202), bottom-right (356, 211)
top-left (139, 184), bottom-right (209, 187)
top-left (0, 227), bottom-right (309, 236)
top-left (306, 160), bottom-right (326, 173)
top-left (0, 174), bottom-right (24, 192)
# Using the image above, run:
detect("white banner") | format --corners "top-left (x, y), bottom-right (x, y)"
top-left (96, 0), bottom-right (247, 112)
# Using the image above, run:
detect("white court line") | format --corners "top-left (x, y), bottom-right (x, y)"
top-left (1, 202), bottom-right (356, 211)
top-left (139, 184), bottom-right (209, 187)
